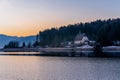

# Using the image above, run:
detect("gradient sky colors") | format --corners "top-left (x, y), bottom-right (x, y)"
top-left (0, 0), bottom-right (120, 36)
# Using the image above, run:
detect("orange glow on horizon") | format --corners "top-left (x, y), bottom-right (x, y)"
top-left (0, 17), bottom-right (116, 37)
top-left (0, 0), bottom-right (119, 36)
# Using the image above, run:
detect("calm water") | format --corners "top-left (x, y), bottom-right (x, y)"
top-left (0, 52), bottom-right (120, 80)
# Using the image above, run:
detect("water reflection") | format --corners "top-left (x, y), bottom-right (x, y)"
top-left (0, 52), bottom-right (120, 80)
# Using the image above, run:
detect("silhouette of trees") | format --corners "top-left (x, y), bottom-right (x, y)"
top-left (22, 42), bottom-right (26, 48)
top-left (4, 41), bottom-right (19, 48)
top-left (34, 18), bottom-right (120, 47)
top-left (27, 42), bottom-right (31, 48)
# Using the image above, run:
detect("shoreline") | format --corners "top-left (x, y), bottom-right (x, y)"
top-left (1, 47), bottom-right (120, 52)
top-left (0, 47), bottom-right (120, 57)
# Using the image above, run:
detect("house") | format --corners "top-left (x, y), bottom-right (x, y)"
top-left (74, 32), bottom-right (89, 46)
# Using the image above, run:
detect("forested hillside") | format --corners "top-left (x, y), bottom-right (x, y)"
top-left (35, 18), bottom-right (120, 47)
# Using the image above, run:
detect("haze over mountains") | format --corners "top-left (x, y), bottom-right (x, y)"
top-left (0, 34), bottom-right (36, 48)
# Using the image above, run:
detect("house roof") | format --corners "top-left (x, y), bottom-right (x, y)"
top-left (75, 33), bottom-right (86, 41)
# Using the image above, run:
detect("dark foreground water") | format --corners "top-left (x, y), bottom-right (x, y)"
top-left (0, 52), bottom-right (120, 80)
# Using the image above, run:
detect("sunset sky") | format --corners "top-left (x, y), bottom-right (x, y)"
top-left (0, 0), bottom-right (120, 36)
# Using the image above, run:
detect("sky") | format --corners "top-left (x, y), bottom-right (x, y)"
top-left (0, 0), bottom-right (120, 36)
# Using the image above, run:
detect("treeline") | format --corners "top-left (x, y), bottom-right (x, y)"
top-left (35, 18), bottom-right (120, 47)
top-left (4, 41), bottom-right (19, 48)
top-left (4, 41), bottom-right (32, 48)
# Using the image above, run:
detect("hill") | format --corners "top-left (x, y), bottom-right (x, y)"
top-left (0, 34), bottom-right (36, 48)
top-left (38, 18), bottom-right (120, 47)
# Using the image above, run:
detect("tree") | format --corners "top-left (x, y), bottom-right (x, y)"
top-left (28, 42), bottom-right (31, 48)
top-left (4, 41), bottom-right (19, 48)
top-left (22, 42), bottom-right (26, 48)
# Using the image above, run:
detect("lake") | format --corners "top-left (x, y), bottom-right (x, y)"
top-left (0, 52), bottom-right (120, 80)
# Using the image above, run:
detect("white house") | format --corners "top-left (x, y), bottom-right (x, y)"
top-left (74, 32), bottom-right (89, 46)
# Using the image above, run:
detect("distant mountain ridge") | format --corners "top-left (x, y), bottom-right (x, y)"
top-left (0, 34), bottom-right (36, 48)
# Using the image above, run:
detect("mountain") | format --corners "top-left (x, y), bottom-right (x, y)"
top-left (0, 34), bottom-right (36, 48)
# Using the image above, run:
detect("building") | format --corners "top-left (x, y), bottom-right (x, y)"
top-left (60, 31), bottom-right (96, 48)
top-left (74, 32), bottom-right (89, 46)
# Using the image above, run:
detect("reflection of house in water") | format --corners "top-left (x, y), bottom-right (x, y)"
top-left (74, 32), bottom-right (95, 46)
